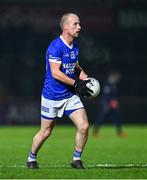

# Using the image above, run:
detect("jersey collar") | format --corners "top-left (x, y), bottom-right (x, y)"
top-left (60, 35), bottom-right (73, 49)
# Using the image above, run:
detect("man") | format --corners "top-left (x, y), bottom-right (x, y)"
top-left (26, 13), bottom-right (92, 169)
top-left (93, 70), bottom-right (126, 137)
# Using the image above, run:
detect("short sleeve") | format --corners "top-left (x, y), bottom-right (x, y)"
top-left (46, 42), bottom-right (62, 64)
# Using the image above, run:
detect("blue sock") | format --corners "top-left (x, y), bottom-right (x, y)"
top-left (73, 150), bottom-right (82, 161)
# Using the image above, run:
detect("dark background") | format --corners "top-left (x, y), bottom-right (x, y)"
top-left (0, 0), bottom-right (147, 125)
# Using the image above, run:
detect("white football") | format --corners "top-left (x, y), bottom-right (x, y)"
top-left (85, 77), bottom-right (100, 98)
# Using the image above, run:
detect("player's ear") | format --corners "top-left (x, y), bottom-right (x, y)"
top-left (64, 24), bottom-right (68, 30)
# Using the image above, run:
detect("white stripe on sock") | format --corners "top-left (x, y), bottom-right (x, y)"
top-left (73, 157), bottom-right (80, 161)
top-left (28, 157), bottom-right (36, 162)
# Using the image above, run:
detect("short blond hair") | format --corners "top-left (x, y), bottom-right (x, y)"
top-left (60, 13), bottom-right (78, 30)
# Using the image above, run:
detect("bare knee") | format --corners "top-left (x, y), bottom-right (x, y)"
top-left (39, 128), bottom-right (52, 140)
top-left (78, 122), bottom-right (89, 134)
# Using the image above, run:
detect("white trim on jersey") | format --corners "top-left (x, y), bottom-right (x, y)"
top-left (60, 35), bottom-right (73, 49)
top-left (49, 59), bottom-right (62, 63)
top-left (49, 56), bottom-right (61, 60)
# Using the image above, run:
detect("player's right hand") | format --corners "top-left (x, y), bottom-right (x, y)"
top-left (74, 79), bottom-right (93, 97)
top-left (109, 99), bottom-right (119, 109)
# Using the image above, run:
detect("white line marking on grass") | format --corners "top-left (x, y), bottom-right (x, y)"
top-left (88, 163), bottom-right (147, 168)
top-left (0, 163), bottom-right (147, 169)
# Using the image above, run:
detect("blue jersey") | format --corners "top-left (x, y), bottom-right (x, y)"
top-left (101, 80), bottom-right (118, 105)
top-left (42, 36), bottom-right (79, 100)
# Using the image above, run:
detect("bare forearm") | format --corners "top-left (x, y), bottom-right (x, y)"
top-left (52, 70), bottom-right (75, 86)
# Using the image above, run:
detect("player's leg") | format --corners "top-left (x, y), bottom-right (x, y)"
top-left (70, 108), bottom-right (89, 152)
top-left (27, 95), bottom-right (57, 168)
top-left (112, 110), bottom-right (122, 134)
top-left (112, 110), bottom-right (127, 137)
top-left (30, 119), bottom-right (55, 155)
top-left (93, 107), bottom-right (108, 137)
top-left (63, 95), bottom-right (88, 169)
top-left (69, 108), bottom-right (89, 169)
top-left (26, 119), bottom-right (55, 169)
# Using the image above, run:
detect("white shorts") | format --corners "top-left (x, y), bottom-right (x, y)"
top-left (41, 95), bottom-right (84, 119)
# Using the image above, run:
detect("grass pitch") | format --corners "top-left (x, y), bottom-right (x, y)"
top-left (0, 125), bottom-right (147, 179)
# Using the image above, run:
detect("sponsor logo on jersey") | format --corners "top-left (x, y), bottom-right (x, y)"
top-left (63, 53), bottom-right (70, 57)
top-left (70, 51), bottom-right (76, 59)
top-left (62, 63), bottom-right (76, 75)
